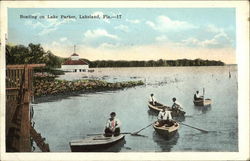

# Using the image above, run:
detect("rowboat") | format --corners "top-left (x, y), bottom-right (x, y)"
top-left (148, 101), bottom-right (165, 111)
top-left (69, 134), bottom-right (125, 152)
top-left (193, 99), bottom-right (212, 106)
top-left (153, 121), bottom-right (179, 139)
top-left (148, 101), bottom-right (186, 117)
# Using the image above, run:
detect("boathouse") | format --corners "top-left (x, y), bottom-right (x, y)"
top-left (61, 53), bottom-right (89, 72)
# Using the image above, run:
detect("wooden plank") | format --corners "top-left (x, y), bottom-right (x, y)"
top-left (6, 70), bottom-right (9, 87)
top-left (6, 88), bottom-right (19, 90)
top-left (30, 127), bottom-right (50, 152)
top-left (19, 66), bottom-right (31, 152)
top-left (6, 101), bottom-right (17, 130)
top-left (7, 64), bottom-right (45, 69)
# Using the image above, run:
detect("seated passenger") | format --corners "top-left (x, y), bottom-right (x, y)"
top-left (149, 93), bottom-right (157, 105)
top-left (104, 112), bottom-right (121, 137)
top-left (194, 91), bottom-right (204, 101)
top-left (157, 106), bottom-right (174, 127)
top-left (171, 97), bottom-right (183, 111)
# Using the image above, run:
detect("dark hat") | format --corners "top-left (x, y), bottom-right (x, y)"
top-left (110, 112), bottom-right (116, 116)
top-left (151, 93), bottom-right (154, 96)
top-left (172, 97), bottom-right (176, 101)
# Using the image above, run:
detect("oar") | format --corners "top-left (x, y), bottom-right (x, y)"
top-left (179, 122), bottom-right (208, 133)
top-left (203, 88), bottom-right (205, 100)
top-left (131, 122), bottom-right (155, 135)
top-left (87, 132), bottom-right (147, 137)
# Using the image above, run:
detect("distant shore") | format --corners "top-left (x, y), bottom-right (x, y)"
top-left (33, 77), bottom-right (144, 103)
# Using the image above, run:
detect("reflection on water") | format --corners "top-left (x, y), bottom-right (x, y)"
top-left (147, 109), bottom-right (158, 116)
top-left (193, 105), bottom-right (212, 114)
top-left (97, 139), bottom-right (126, 152)
top-left (152, 132), bottom-right (179, 152)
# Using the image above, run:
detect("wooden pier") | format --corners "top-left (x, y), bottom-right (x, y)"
top-left (6, 64), bottom-right (50, 152)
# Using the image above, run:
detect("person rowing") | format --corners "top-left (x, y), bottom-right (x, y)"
top-left (149, 93), bottom-right (157, 105)
top-left (157, 106), bottom-right (174, 127)
top-left (171, 97), bottom-right (183, 111)
top-left (194, 91), bottom-right (203, 101)
top-left (104, 112), bottom-right (121, 137)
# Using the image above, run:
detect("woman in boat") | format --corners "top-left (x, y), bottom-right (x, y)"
top-left (157, 106), bottom-right (174, 127)
top-left (194, 91), bottom-right (203, 101)
top-left (104, 112), bottom-right (121, 137)
top-left (149, 93), bottom-right (157, 105)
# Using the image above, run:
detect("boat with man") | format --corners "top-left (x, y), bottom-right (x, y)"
top-left (153, 121), bottom-right (179, 139)
top-left (69, 134), bottom-right (125, 152)
top-left (148, 101), bottom-right (186, 117)
top-left (193, 98), bottom-right (212, 106)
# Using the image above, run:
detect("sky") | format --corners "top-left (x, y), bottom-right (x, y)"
top-left (8, 8), bottom-right (236, 64)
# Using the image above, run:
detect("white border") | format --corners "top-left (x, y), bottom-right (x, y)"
top-left (0, 1), bottom-right (249, 161)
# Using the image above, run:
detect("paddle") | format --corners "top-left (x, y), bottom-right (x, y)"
top-left (87, 122), bottom-right (155, 137)
top-left (203, 88), bottom-right (205, 101)
top-left (179, 122), bottom-right (208, 133)
top-left (87, 132), bottom-right (148, 137)
top-left (131, 122), bottom-right (155, 135)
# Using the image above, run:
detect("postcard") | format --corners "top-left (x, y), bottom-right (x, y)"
top-left (0, 1), bottom-right (249, 161)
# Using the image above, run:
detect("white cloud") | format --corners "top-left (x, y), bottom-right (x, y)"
top-left (98, 43), bottom-right (119, 49)
top-left (146, 21), bottom-right (156, 28)
top-left (146, 15), bottom-right (197, 32)
top-left (37, 18), bottom-right (75, 36)
top-left (155, 35), bottom-right (168, 42)
top-left (114, 25), bottom-right (129, 32)
top-left (83, 29), bottom-right (119, 40)
top-left (201, 32), bottom-right (232, 48)
top-left (39, 27), bottom-right (58, 36)
top-left (183, 31), bottom-right (232, 48)
top-left (25, 17), bottom-right (76, 36)
top-left (51, 41), bottom-right (60, 46)
top-left (126, 19), bottom-right (140, 24)
top-left (205, 24), bottom-right (224, 34)
top-left (182, 37), bottom-right (200, 46)
top-left (60, 37), bottom-right (68, 42)
top-left (25, 20), bottom-right (45, 28)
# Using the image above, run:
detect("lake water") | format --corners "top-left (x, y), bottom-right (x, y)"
top-left (32, 66), bottom-right (238, 152)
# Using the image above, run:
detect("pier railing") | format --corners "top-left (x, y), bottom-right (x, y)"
top-left (6, 64), bottom-right (49, 152)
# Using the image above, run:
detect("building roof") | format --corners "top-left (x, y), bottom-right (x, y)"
top-left (71, 53), bottom-right (79, 56)
top-left (63, 59), bottom-right (89, 65)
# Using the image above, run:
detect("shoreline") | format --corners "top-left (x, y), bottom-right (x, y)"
top-left (33, 88), bottom-right (131, 104)
top-left (33, 78), bottom-right (144, 103)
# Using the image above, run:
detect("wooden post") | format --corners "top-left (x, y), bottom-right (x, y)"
top-left (19, 65), bottom-right (31, 152)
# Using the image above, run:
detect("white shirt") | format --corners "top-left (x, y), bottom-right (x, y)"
top-left (172, 101), bottom-right (182, 109)
top-left (195, 93), bottom-right (201, 98)
top-left (105, 118), bottom-right (121, 129)
top-left (158, 110), bottom-right (172, 120)
top-left (149, 96), bottom-right (156, 104)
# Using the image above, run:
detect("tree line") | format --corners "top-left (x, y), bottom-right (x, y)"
top-left (88, 59), bottom-right (224, 68)
top-left (6, 43), bottom-right (225, 69)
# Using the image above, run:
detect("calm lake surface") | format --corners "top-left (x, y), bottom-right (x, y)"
top-left (32, 66), bottom-right (238, 152)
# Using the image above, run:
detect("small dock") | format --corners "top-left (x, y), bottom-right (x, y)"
top-left (6, 64), bottom-right (50, 152)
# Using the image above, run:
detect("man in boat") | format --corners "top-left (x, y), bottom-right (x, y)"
top-left (157, 106), bottom-right (174, 127)
top-left (171, 97), bottom-right (183, 112)
top-left (194, 91), bottom-right (203, 101)
top-left (149, 93), bottom-right (157, 105)
top-left (104, 112), bottom-right (121, 137)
